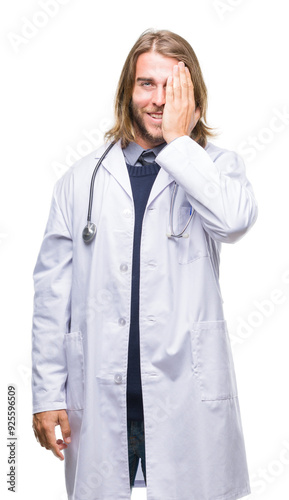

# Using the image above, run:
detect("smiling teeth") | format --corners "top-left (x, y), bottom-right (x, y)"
top-left (150, 114), bottom-right (162, 119)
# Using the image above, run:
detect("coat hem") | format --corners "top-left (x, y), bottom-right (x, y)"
top-left (131, 485), bottom-right (251, 500)
top-left (214, 485), bottom-right (251, 500)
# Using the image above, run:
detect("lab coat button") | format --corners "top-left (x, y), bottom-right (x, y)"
top-left (114, 373), bottom-right (122, 384)
top-left (118, 317), bottom-right (126, 326)
top-left (122, 209), bottom-right (132, 218)
top-left (120, 263), bottom-right (128, 273)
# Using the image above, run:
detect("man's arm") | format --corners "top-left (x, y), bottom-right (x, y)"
top-left (32, 177), bottom-right (73, 460)
top-left (158, 61), bottom-right (258, 242)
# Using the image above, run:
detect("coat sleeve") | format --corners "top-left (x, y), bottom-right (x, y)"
top-left (31, 177), bottom-right (73, 414)
top-left (156, 135), bottom-right (258, 243)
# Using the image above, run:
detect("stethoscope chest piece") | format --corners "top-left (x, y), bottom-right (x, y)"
top-left (82, 222), bottom-right (97, 243)
top-left (82, 141), bottom-right (116, 244)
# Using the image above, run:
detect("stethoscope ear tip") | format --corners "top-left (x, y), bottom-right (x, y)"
top-left (82, 222), bottom-right (97, 243)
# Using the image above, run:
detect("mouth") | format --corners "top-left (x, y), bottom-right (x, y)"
top-left (147, 112), bottom-right (163, 122)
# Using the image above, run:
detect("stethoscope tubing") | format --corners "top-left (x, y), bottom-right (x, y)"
top-left (86, 141), bottom-right (116, 224)
top-left (167, 182), bottom-right (194, 238)
top-left (83, 141), bottom-right (194, 242)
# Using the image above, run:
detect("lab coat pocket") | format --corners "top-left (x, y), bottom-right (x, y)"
top-left (64, 331), bottom-right (84, 410)
top-left (191, 320), bottom-right (238, 401)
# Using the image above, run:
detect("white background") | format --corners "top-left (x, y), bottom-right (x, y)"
top-left (1, 0), bottom-right (289, 499)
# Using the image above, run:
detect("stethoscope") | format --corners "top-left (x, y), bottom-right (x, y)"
top-left (82, 141), bottom-right (116, 243)
top-left (166, 182), bottom-right (194, 239)
top-left (82, 142), bottom-right (194, 243)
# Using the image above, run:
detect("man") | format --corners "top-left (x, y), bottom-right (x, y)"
top-left (32, 29), bottom-right (257, 500)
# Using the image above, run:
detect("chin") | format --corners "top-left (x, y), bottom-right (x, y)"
top-left (146, 127), bottom-right (163, 143)
top-left (134, 118), bottom-right (164, 147)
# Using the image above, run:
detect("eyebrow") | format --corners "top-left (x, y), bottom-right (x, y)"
top-left (136, 77), bottom-right (154, 83)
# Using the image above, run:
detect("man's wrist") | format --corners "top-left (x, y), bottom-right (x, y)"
top-left (164, 133), bottom-right (189, 144)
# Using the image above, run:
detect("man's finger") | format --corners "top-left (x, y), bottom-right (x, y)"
top-left (185, 67), bottom-right (196, 108)
top-left (43, 426), bottom-right (65, 460)
top-left (173, 64), bottom-right (181, 99)
top-left (32, 418), bottom-right (49, 448)
top-left (51, 445), bottom-right (65, 461)
top-left (41, 423), bottom-right (57, 449)
top-left (179, 62), bottom-right (189, 90)
top-left (165, 75), bottom-right (173, 101)
top-left (59, 410), bottom-right (71, 444)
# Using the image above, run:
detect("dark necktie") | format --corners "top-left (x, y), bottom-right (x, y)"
top-left (138, 150), bottom-right (157, 166)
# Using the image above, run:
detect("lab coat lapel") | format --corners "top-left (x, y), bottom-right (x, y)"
top-left (95, 140), bottom-right (174, 205)
top-left (147, 164), bottom-right (174, 207)
top-left (96, 140), bottom-right (133, 200)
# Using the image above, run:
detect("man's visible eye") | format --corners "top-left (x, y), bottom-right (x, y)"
top-left (141, 82), bottom-right (153, 87)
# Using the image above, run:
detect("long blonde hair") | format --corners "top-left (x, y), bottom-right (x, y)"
top-left (105, 29), bottom-right (217, 149)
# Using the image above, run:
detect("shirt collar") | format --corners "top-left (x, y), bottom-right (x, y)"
top-left (123, 141), bottom-right (167, 166)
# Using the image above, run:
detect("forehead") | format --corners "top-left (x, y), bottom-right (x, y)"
top-left (135, 51), bottom-right (179, 81)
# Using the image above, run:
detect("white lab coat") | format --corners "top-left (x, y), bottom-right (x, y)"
top-left (32, 136), bottom-right (258, 500)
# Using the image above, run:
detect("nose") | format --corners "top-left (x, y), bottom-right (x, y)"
top-left (152, 85), bottom-right (166, 107)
